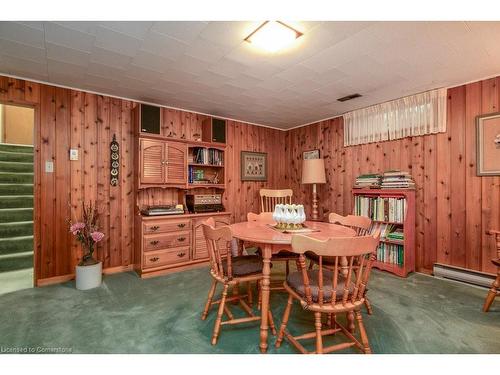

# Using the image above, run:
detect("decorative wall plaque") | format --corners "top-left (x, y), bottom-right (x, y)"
top-left (110, 134), bottom-right (119, 186)
top-left (241, 151), bottom-right (267, 181)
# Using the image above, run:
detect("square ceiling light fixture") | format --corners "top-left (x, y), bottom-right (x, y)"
top-left (244, 21), bottom-right (303, 52)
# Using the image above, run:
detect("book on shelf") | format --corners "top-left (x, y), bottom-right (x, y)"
top-left (191, 147), bottom-right (224, 166)
top-left (376, 242), bottom-right (404, 266)
top-left (354, 195), bottom-right (406, 223)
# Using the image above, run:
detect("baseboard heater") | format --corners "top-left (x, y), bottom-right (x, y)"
top-left (433, 263), bottom-right (494, 288)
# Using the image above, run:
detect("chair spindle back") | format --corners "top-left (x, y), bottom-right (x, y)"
top-left (328, 212), bottom-right (372, 236)
top-left (291, 231), bottom-right (380, 308)
top-left (202, 218), bottom-right (233, 281)
top-left (260, 189), bottom-right (293, 213)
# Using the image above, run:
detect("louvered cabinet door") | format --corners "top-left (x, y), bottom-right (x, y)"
top-left (165, 141), bottom-right (187, 185)
top-left (140, 139), bottom-right (166, 185)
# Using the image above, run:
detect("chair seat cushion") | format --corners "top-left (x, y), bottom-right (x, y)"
top-left (222, 255), bottom-right (263, 277)
top-left (287, 270), bottom-right (353, 303)
top-left (305, 251), bottom-right (336, 266)
top-left (256, 248), bottom-right (299, 260)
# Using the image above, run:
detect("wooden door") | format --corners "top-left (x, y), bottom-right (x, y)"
top-left (165, 141), bottom-right (187, 185)
top-left (140, 139), bottom-right (165, 185)
top-left (192, 215), bottom-right (230, 260)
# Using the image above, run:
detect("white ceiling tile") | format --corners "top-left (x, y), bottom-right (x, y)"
top-left (89, 46), bottom-right (132, 69)
top-left (131, 51), bottom-right (172, 73)
top-left (1, 21), bottom-right (500, 129)
top-left (44, 22), bottom-right (95, 53)
top-left (52, 22), bottom-right (99, 36)
top-left (151, 22), bottom-right (208, 43)
top-left (0, 38), bottom-right (45, 63)
top-left (99, 22), bottom-right (153, 40)
top-left (199, 21), bottom-right (258, 48)
top-left (139, 30), bottom-right (188, 60)
top-left (0, 22), bottom-right (44, 48)
top-left (0, 54), bottom-right (47, 78)
top-left (184, 37), bottom-right (231, 64)
top-left (47, 59), bottom-right (87, 79)
top-left (206, 58), bottom-right (247, 79)
top-left (94, 26), bottom-right (142, 57)
top-left (16, 21), bottom-right (44, 31)
top-left (46, 42), bottom-right (90, 67)
top-left (87, 62), bottom-right (126, 80)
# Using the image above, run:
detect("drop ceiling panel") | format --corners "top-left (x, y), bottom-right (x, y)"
top-left (0, 21), bottom-right (499, 129)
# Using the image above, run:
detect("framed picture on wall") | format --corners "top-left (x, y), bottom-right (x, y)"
top-left (477, 112), bottom-right (500, 176)
top-left (241, 151), bottom-right (267, 181)
top-left (303, 149), bottom-right (320, 160)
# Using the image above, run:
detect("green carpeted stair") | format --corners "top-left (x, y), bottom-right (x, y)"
top-left (0, 143), bottom-right (33, 273)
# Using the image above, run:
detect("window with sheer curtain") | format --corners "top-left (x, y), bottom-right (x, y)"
top-left (343, 88), bottom-right (447, 146)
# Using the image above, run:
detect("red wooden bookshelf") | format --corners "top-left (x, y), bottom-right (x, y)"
top-left (352, 188), bottom-right (415, 277)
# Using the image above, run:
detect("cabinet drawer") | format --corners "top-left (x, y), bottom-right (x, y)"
top-left (143, 220), bottom-right (190, 234)
top-left (144, 231), bottom-right (190, 251)
top-left (143, 247), bottom-right (190, 268)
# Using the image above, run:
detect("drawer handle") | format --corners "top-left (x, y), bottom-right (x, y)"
top-left (150, 225), bottom-right (160, 231)
top-left (150, 240), bottom-right (160, 246)
top-left (177, 237), bottom-right (186, 242)
top-left (150, 256), bottom-right (159, 262)
top-left (177, 223), bottom-right (186, 228)
top-left (177, 252), bottom-right (186, 258)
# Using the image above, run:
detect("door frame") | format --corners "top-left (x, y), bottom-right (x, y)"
top-left (0, 99), bottom-right (40, 287)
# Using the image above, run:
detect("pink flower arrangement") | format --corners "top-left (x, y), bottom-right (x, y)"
top-left (68, 202), bottom-right (104, 266)
top-left (70, 222), bottom-right (85, 235)
top-left (91, 231), bottom-right (105, 243)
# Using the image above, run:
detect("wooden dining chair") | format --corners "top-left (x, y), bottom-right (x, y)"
top-left (200, 218), bottom-right (276, 345)
top-left (483, 229), bottom-right (500, 312)
top-left (275, 231), bottom-right (380, 354)
top-left (259, 188), bottom-right (293, 213)
top-left (307, 212), bottom-right (374, 314)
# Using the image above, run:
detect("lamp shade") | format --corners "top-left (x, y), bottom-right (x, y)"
top-left (301, 158), bottom-right (326, 184)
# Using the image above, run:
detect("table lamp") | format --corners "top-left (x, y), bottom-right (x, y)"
top-left (301, 158), bottom-right (326, 221)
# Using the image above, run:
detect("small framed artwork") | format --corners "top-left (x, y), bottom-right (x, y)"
top-left (477, 112), bottom-right (500, 176)
top-left (241, 151), bottom-right (267, 181)
top-left (303, 149), bottom-right (320, 160)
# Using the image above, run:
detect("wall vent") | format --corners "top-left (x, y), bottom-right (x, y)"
top-left (433, 263), bottom-right (494, 288)
top-left (337, 93), bottom-right (362, 102)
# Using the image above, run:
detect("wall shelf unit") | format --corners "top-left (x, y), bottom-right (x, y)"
top-left (352, 188), bottom-right (415, 277)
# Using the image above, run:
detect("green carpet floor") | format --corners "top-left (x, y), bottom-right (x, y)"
top-left (0, 266), bottom-right (498, 354)
top-left (0, 143), bottom-right (34, 275)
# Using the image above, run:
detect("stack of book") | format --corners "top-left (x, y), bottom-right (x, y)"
top-left (354, 195), bottom-right (406, 223)
top-left (380, 170), bottom-right (415, 189)
top-left (354, 174), bottom-right (382, 188)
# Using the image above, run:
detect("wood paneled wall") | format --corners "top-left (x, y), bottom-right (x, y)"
top-left (285, 76), bottom-right (500, 274)
top-left (0, 75), bottom-right (287, 284)
top-left (2, 72), bottom-right (498, 280)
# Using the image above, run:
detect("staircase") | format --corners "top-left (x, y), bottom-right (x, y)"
top-left (0, 143), bottom-right (34, 275)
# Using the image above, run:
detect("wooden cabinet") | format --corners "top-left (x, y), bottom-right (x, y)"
top-left (139, 138), bottom-right (187, 188)
top-left (135, 212), bottom-right (231, 278)
top-left (140, 139), bottom-right (165, 185)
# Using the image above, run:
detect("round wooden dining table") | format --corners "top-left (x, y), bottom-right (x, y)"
top-left (229, 220), bottom-right (356, 353)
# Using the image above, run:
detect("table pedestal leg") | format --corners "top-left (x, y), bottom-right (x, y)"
top-left (259, 244), bottom-right (272, 353)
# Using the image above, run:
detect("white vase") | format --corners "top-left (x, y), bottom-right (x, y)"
top-left (273, 204), bottom-right (281, 224)
top-left (297, 205), bottom-right (306, 224)
top-left (75, 262), bottom-right (102, 290)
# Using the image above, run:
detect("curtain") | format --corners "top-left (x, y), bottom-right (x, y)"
top-left (343, 88), bottom-right (447, 146)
